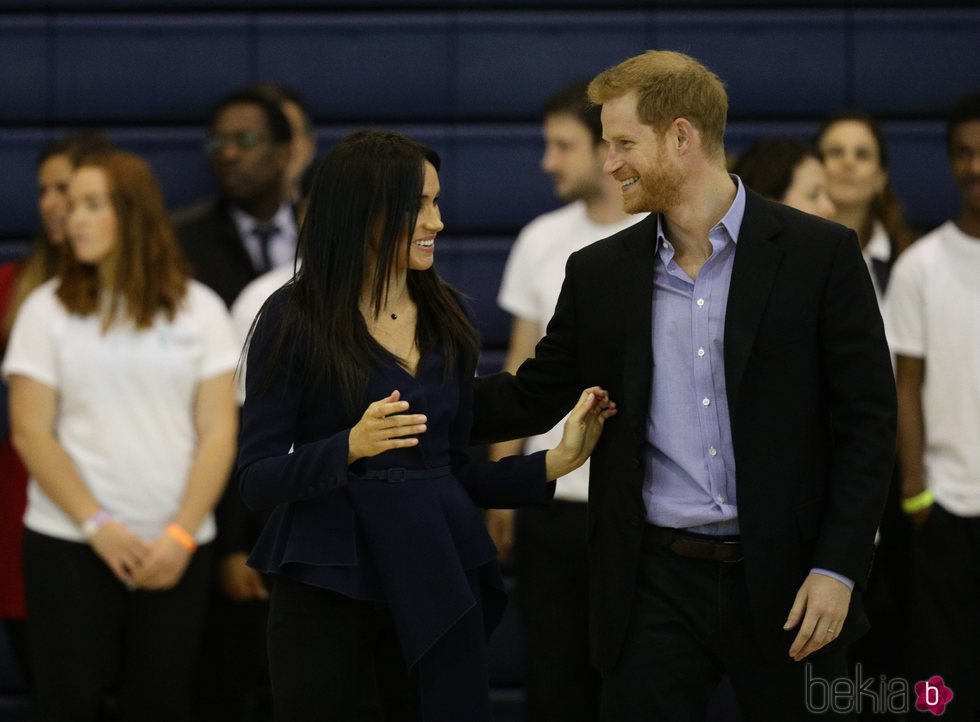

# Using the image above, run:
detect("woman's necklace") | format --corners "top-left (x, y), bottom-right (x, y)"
top-left (384, 285), bottom-right (410, 321)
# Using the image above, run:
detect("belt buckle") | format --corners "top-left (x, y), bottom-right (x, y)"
top-left (386, 468), bottom-right (407, 483)
top-left (718, 539), bottom-right (742, 563)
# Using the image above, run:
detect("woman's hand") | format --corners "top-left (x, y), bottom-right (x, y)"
top-left (90, 520), bottom-right (151, 587)
top-left (546, 387), bottom-right (617, 480)
top-left (348, 390), bottom-right (428, 463)
top-left (131, 534), bottom-right (192, 591)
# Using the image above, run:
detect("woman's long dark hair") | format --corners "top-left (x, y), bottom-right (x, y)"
top-left (254, 130), bottom-right (480, 413)
top-left (732, 137), bottom-right (819, 202)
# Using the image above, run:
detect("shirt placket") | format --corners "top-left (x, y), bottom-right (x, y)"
top-left (692, 258), bottom-right (727, 511)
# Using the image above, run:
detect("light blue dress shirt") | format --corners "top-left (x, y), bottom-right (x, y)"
top-left (642, 176), bottom-right (851, 588)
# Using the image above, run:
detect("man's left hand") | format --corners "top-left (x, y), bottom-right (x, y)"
top-left (783, 573), bottom-right (851, 662)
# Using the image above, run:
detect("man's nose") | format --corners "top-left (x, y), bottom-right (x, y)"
top-left (603, 148), bottom-right (622, 176)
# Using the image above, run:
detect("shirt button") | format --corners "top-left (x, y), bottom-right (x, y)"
top-left (697, 298), bottom-right (705, 307)
top-left (709, 446), bottom-right (717, 457)
top-left (702, 398), bottom-right (711, 407)
top-left (697, 347), bottom-right (705, 358)
top-left (715, 495), bottom-right (726, 504)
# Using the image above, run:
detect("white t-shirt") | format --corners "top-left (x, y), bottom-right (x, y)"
top-left (498, 201), bottom-right (645, 501)
top-left (2, 280), bottom-right (239, 543)
top-left (884, 221), bottom-right (980, 516)
top-left (230, 264), bottom-right (296, 402)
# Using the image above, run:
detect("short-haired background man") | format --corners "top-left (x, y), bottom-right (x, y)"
top-left (175, 88), bottom-right (296, 307)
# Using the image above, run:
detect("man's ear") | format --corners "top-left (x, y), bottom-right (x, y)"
top-left (673, 118), bottom-right (696, 155)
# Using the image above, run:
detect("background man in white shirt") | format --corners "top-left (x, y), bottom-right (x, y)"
top-left (885, 91), bottom-right (980, 721)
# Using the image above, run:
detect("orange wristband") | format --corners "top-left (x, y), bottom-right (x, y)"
top-left (166, 523), bottom-right (197, 553)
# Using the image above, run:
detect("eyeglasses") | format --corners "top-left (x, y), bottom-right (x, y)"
top-left (203, 131), bottom-right (267, 156)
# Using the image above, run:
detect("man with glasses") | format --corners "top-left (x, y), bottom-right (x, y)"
top-left (175, 88), bottom-right (295, 307)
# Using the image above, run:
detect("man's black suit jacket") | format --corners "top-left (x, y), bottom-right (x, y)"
top-left (471, 189), bottom-right (897, 671)
top-left (174, 199), bottom-right (260, 308)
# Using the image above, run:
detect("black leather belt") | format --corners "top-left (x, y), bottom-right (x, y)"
top-left (357, 466), bottom-right (450, 483)
top-left (643, 524), bottom-right (743, 563)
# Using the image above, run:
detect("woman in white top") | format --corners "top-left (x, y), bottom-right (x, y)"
top-left (815, 111), bottom-right (916, 302)
top-left (3, 150), bottom-right (238, 722)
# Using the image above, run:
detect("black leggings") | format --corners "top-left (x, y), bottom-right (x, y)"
top-left (267, 575), bottom-right (421, 722)
top-left (22, 529), bottom-right (212, 722)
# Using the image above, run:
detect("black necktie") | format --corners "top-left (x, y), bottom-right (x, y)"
top-left (253, 222), bottom-right (279, 273)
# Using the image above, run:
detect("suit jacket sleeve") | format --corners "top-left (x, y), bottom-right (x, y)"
top-left (471, 255), bottom-right (585, 445)
top-left (450, 363), bottom-right (554, 508)
top-left (813, 227), bottom-right (897, 585)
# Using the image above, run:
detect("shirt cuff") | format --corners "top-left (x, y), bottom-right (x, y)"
top-left (810, 568), bottom-right (854, 591)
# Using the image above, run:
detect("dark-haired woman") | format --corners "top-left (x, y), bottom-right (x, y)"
top-left (3, 151), bottom-right (238, 722)
top-left (0, 132), bottom-right (113, 691)
top-left (732, 136), bottom-right (835, 220)
top-left (237, 130), bottom-right (614, 722)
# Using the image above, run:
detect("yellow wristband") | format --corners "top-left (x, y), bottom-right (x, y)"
top-left (166, 523), bottom-right (197, 553)
top-left (901, 488), bottom-right (934, 515)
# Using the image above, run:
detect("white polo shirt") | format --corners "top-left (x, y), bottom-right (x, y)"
top-left (2, 280), bottom-right (239, 543)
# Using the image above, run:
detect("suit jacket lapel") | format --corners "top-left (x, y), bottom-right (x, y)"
top-left (724, 191), bottom-right (784, 415)
top-left (619, 215), bottom-right (657, 435)
top-left (216, 201), bottom-right (261, 276)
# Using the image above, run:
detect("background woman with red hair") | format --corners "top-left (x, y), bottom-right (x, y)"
top-left (3, 150), bottom-right (238, 722)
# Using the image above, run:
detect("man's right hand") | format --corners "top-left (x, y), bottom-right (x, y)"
top-left (218, 552), bottom-right (269, 602)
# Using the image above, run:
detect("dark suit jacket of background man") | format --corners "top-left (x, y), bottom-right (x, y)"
top-left (174, 199), bottom-right (264, 308)
top-left (471, 188), bottom-right (897, 673)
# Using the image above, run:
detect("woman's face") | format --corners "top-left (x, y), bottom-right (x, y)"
top-left (400, 161), bottom-right (444, 274)
top-left (37, 153), bottom-right (74, 245)
top-left (781, 156), bottom-right (836, 221)
top-left (817, 120), bottom-right (887, 213)
top-left (67, 167), bottom-right (119, 268)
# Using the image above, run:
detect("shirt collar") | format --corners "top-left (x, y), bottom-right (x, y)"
top-left (229, 202), bottom-right (295, 238)
top-left (864, 221), bottom-right (891, 262)
top-left (654, 174), bottom-right (746, 256)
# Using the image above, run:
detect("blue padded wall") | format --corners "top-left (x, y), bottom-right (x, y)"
top-left (255, 14), bottom-right (454, 121)
top-left (853, 10), bottom-right (980, 115)
top-left (0, 18), bottom-right (48, 122)
top-left (454, 12), bottom-right (648, 119)
top-left (52, 15), bottom-right (250, 121)
top-left (653, 11), bottom-right (849, 117)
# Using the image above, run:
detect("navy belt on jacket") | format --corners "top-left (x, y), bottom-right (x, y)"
top-left (358, 466), bottom-right (450, 483)
top-left (643, 524), bottom-right (743, 563)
